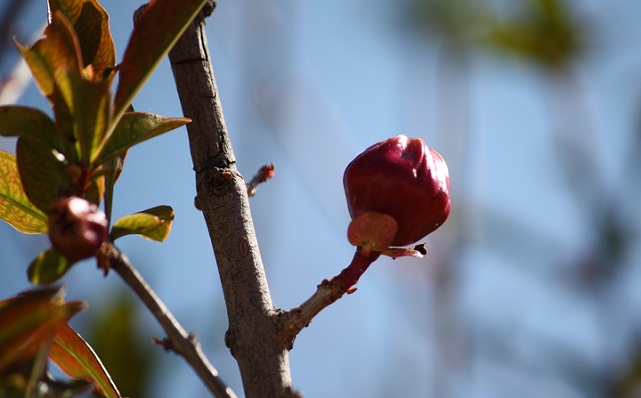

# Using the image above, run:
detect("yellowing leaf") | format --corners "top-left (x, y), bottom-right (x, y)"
top-left (16, 11), bottom-right (83, 98)
top-left (50, 323), bottom-right (121, 398)
top-left (0, 151), bottom-right (48, 234)
top-left (110, 205), bottom-right (174, 242)
top-left (48, 0), bottom-right (116, 80)
top-left (27, 248), bottom-right (76, 285)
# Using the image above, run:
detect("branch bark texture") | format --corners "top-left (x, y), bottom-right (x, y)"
top-left (168, 3), bottom-right (293, 397)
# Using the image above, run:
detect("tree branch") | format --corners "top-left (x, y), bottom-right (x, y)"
top-left (105, 243), bottom-right (236, 398)
top-left (167, 3), bottom-right (295, 397)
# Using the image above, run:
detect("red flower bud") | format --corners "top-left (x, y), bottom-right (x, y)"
top-left (48, 197), bottom-right (108, 262)
top-left (344, 135), bottom-right (450, 247)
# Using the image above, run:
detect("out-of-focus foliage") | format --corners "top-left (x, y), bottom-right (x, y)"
top-left (85, 295), bottom-right (155, 398)
top-left (402, 0), bottom-right (641, 397)
top-left (0, 288), bottom-right (95, 397)
top-left (405, 0), bottom-right (488, 47)
top-left (483, 0), bottom-right (585, 70)
top-left (406, 0), bottom-right (585, 69)
top-left (50, 322), bottom-right (121, 398)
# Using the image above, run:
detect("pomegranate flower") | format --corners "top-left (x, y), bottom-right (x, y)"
top-left (344, 134), bottom-right (450, 249)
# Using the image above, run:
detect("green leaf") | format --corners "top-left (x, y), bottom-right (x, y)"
top-left (54, 68), bottom-right (111, 165)
top-left (110, 205), bottom-right (174, 242)
top-left (0, 151), bottom-right (48, 234)
top-left (102, 150), bottom-right (127, 223)
top-left (101, 105), bottom-right (133, 224)
top-left (95, 112), bottom-right (189, 165)
top-left (112, 0), bottom-right (208, 123)
top-left (48, 0), bottom-right (116, 80)
top-left (16, 136), bottom-right (71, 213)
top-left (27, 249), bottom-right (77, 285)
top-left (0, 106), bottom-right (63, 153)
top-left (50, 323), bottom-right (121, 398)
top-left (16, 11), bottom-right (83, 98)
top-left (0, 288), bottom-right (85, 374)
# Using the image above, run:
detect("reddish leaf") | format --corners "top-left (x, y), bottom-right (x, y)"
top-left (112, 0), bottom-right (208, 121)
top-left (50, 323), bottom-right (121, 398)
top-left (48, 0), bottom-right (116, 79)
top-left (16, 11), bottom-right (83, 98)
top-left (0, 288), bottom-right (85, 374)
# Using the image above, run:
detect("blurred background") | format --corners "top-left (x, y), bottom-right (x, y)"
top-left (2, 0), bottom-right (641, 396)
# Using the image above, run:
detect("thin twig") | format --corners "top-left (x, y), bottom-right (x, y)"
top-left (278, 249), bottom-right (380, 348)
top-left (246, 163), bottom-right (275, 197)
top-left (104, 244), bottom-right (237, 398)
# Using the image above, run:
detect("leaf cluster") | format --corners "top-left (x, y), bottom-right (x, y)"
top-left (0, 0), bottom-right (208, 395)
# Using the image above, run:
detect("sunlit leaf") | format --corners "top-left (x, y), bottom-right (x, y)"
top-left (48, 0), bottom-right (116, 80)
top-left (110, 205), bottom-right (174, 242)
top-left (27, 249), bottom-right (76, 285)
top-left (16, 137), bottom-right (70, 213)
top-left (50, 323), bottom-right (120, 398)
top-left (95, 112), bottom-right (189, 165)
top-left (0, 151), bottom-right (48, 234)
top-left (54, 69), bottom-right (111, 166)
top-left (112, 0), bottom-right (208, 122)
top-left (0, 106), bottom-right (63, 153)
top-left (0, 288), bottom-right (85, 374)
top-left (16, 11), bottom-right (83, 98)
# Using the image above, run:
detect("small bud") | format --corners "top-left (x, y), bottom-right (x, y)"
top-left (48, 197), bottom-right (108, 262)
top-left (344, 135), bottom-right (450, 247)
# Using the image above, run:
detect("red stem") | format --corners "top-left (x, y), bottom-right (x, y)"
top-left (332, 248), bottom-right (381, 293)
top-left (278, 248), bottom-right (381, 347)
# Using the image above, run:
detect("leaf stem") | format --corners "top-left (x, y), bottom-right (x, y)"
top-left (105, 244), bottom-right (237, 398)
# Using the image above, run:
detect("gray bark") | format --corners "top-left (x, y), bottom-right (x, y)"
top-left (168, 3), bottom-right (294, 397)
